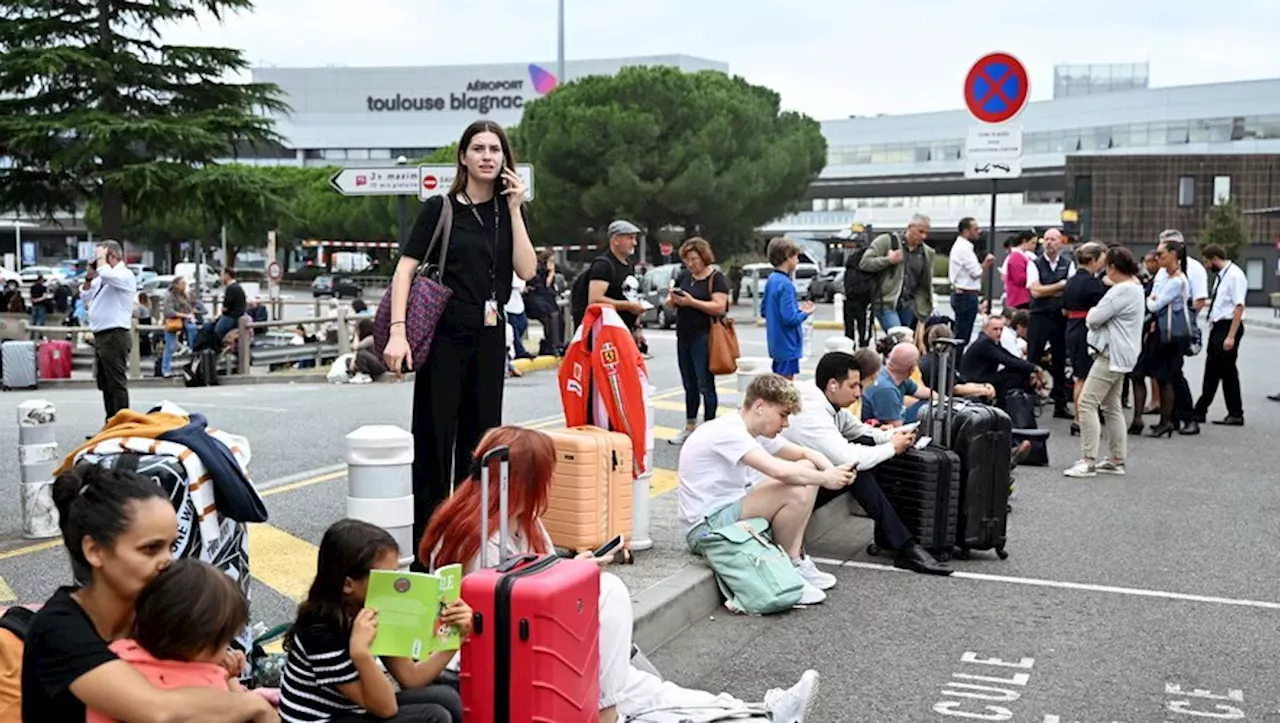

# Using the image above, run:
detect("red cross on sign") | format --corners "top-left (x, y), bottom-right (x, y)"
top-left (964, 52), bottom-right (1030, 124)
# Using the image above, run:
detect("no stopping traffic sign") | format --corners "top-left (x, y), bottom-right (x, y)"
top-left (964, 52), bottom-right (1030, 124)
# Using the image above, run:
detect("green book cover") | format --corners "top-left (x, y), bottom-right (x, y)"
top-left (430, 564), bottom-right (464, 652)
top-left (365, 570), bottom-right (444, 660)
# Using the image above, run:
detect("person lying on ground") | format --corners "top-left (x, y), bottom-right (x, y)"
top-left (782, 351), bottom-right (952, 576)
top-left (678, 373), bottom-right (857, 605)
top-left (420, 426), bottom-right (823, 723)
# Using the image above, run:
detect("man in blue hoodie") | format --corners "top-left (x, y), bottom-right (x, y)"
top-left (762, 237), bottom-right (815, 378)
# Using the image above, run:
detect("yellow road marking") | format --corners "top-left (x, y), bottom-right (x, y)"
top-left (248, 524), bottom-right (319, 602)
top-left (652, 400), bottom-right (734, 417)
top-left (0, 576), bottom-right (15, 603)
top-left (0, 540), bottom-right (60, 561)
top-left (649, 468), bottom-right (679, 496)
top-left (261, 471), bottom-right (346, 498)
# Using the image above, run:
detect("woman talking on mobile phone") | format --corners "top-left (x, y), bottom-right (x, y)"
top-left (382, 120), bottom-right (536, 569)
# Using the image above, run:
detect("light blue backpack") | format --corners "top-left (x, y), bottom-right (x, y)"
top-left (696, 517), bottom-right (805, 615)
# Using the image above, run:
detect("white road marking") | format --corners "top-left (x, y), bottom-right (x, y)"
top-left (809, 557), bottom-right (1280, 611)
top-left (52, 399), bottom-right (290, 413)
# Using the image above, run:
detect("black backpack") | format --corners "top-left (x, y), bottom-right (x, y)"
top-left (844, 233), bottom-right (899, 300)
top-left (570, 255), bottom-right (611, 327)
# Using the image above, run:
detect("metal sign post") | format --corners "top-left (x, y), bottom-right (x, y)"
top-left (963, 52), bottom-right (1030, 310)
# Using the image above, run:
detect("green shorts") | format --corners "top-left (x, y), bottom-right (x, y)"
top-left (685, 498), bottom-right (746, 553)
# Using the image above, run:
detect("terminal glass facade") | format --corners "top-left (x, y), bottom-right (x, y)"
top-left (826, 114), bottom-right (1280, 167)
top-left (1053, 63), bottom-right (1150, 98)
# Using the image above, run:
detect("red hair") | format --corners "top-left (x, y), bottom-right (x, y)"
top-left (419, 426), bottom-right (556, 569)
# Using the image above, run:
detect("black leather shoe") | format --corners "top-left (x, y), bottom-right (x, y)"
top-left (1053, 407), bottom-right (1073, 420)
top-left (893, 543), bottom-right (953, 576)
top-left (1178, 420), bottom-right (1200, 436)
top-left (1212, 416), bottom-right (1244, 426)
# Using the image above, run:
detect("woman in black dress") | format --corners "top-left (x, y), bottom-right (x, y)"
top-left (383, 121), bottom-right (537, 566)
top-left (1062, 242), bottom-right (1108, 435)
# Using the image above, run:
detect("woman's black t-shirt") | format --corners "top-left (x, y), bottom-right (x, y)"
top-left (673, 269), bottom-right (730, 338)
top-left (21, 586), bottom-right (120, 722)
top-left (401, 193), bottom-right (522, 328)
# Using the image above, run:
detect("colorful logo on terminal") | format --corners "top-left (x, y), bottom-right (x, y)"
top-left (528, 64), bottom-right (558, 95)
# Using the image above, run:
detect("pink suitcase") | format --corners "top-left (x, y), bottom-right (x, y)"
top-left (459, 444), bottom-right (601, 723)
top-left (38, 340), bottom-right (72, 380)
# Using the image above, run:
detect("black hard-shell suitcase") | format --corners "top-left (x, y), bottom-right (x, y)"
top-left (866, 334), bottom-right (962, 561)
top-left (920, 339), bottom-right (1013, 560)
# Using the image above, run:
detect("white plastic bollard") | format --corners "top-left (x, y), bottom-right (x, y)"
top-left (802, 316), bottom-right (814, 359)
top-left (833, 292), bottom-right (845, 325)
top-left (824, 336), bottom-right (855, 355)
top-left (344, 425), bottom-right (416, 568)
top-left (18, 400), bottom-right (59, 539)
top-left (630, 384), bottom-right (655, 552)
top-left (736, 358), bottom-right (770, 393)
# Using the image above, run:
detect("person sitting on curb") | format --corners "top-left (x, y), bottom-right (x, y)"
top-left (782, 351), bottom-right (953, 576)
top-left (421, 426), bottom-right (822, 723)
top-left (861, 343), bottom-right (935, 427)
top-left (678, 373), bottom-right (857, 606)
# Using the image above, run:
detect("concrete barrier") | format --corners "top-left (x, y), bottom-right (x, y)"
top-left (344, 425), bottom-right (416, 568)
top-left (17, 400), bottom-right (59, 539)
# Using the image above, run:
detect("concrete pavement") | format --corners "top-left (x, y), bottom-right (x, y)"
top-left (2, 312), bottom-right (1277, 720)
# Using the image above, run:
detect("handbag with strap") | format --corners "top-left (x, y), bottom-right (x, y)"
top-left (695, 517), bottom-right (804, 615)
top-left (707, 270), bottom-right (739, 375)
top-left (164, 316), bottom-right (184, 333)
top-left (373, 196), bottom-right (454, 370)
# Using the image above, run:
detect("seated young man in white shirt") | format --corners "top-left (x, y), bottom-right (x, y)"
top-left (783, 351), bottom-right (953, 575)
top-left (678, 373), bottom-right (858, 605)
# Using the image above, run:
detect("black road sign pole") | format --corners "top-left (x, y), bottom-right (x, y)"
top-left (985, 178), bottom-right (998, 311)
top-left (397, 195), bottom-right (408, 251)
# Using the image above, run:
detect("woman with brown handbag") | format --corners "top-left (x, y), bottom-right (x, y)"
top-left (381, 120), bottom-right (537, 568)
top-left (666, 237), bottom-right (732, 445)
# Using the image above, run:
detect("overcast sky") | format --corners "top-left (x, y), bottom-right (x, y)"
top-left (162, 0), bottom-right (1280, 121)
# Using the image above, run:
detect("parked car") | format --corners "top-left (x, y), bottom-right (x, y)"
top-left (806, 267), bottom-right (845, 302)
top-left (18, 265), bottom-right (67, 285)
top-left (312, 275), bottom-right (363, 299)
top-left (792, 263), bottom-right (820, 299)
top-left (127, 264), bottom-right (159, 285)
top-left (737, 263), bottom-right (772, 299)
top-left (638, 263), bottom-right (683, 329)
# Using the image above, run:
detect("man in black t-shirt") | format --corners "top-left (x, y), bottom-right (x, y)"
top-left (212, 267), bottom-right (246, 346)
top-left (30, 275), bottom-right (49, 327)
top-left (571, 219), bottom-right (647, 331)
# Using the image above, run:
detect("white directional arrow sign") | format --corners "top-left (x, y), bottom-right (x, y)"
top-left (329, 167), bottom-right (421, 196)
top-left (964, 159), bottom-right (1023, 179)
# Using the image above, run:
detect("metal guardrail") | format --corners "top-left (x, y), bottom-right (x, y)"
top-left (234, 310), bottom-right (351, 376)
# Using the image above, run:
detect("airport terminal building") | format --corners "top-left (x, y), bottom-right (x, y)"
top-left (5, 58), bottom-right (1278, 299)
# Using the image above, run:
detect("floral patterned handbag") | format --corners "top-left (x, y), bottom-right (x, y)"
top-left (374, 196), bottom-right (454, 370)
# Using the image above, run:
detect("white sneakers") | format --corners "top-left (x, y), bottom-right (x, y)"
top-left (792, 555), bottom-right (836, 605)
top-left (1064, 459), bottom-right (1126, 478)
top-left (764, 669), bottom-right (821, 723)
top-left (667, 427), bottom-right (693, 445)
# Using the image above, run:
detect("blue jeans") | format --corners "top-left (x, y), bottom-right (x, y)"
top-left (677, 332), bottom-right (717, 422)
top-left (876, 307), bottom-right (901, 333)
top-left (30, 305), bottom-right (46, 328)
top-left (951, 291), bottom-right (980, 348)
top-left (508, 312), bottom-right (530, 358)
top-left (162, 322), bottom-right (197, 376)
top-left (213, 314), bottom-right (238, 345)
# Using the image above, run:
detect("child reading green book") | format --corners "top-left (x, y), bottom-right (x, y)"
top-left (365, 564), bottom-right (463, 660)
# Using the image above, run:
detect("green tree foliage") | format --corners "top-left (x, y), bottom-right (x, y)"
top-left (1201, 199), bottom-right (1251, 261)
top-left (0, 0), bottom-right (286, 239)
top-left (512, 66), bottom-right (827, 255)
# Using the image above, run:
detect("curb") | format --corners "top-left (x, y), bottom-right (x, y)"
top-left (629, 495), bottom-right (853, 653)
top-left (751, 319), bottom-right (845, 331)
top-left (511, 355), bottom-right (559, 374)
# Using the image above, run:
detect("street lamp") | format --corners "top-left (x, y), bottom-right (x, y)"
top-left (396, 155), bottom-right (409, 250)
top-left (557, 0), bottom-right (565, 84)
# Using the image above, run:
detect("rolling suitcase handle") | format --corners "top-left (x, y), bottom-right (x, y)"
top-left (929, 338), bottom-right (963, 449)
top-left (478, 444), bottom-right (511, 570)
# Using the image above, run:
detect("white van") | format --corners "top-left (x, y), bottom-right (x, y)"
top-left (173, 263), bottom-right (220, 292)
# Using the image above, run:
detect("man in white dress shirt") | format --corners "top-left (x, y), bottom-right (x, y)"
top-left (1194, 244), bottom-right (1248, 426)
top-left (948, 217), bottom-right (994, 353)
top-left (83, 240), bottom-right (138, 423)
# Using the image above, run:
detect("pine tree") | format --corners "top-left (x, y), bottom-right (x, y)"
top-left (0, 0), bottom-right (287, 239)
top-left (1202, 199), bottom-right (1251, 261)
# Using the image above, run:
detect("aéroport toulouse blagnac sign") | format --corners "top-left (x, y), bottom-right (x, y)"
top-left (366, 63), bottom-right (559, 116)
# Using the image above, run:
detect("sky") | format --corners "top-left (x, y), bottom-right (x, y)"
top-left (161, 0), bottom-right (1280, 121)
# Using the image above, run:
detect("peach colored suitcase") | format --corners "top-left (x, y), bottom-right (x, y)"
top-left (542, 426), bottom-right (634, 554)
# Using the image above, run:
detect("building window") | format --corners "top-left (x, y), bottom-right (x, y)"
top-left (369, 149), bottom-right (392, 160)
top-left (1245, 258), bottom-right (1264, 291)
top-left (322, 149), bottom-right (347, 161)
top-left (1213, 176), bottom-right (1231, 205)
top-left (346, 149), bottom-right (370, 160)
top-left (1177, 176), bottom-right (1195, 207)
top-left (1074, 176), bottom-right (1092, 206)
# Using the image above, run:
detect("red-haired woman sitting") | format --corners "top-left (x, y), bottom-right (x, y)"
top-left (419, 426), bottom-right (821, 723)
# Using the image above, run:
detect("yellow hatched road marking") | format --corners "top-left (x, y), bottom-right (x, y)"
top-left (652, 400), bottom-right (735, 417)
top-left (247, 524), bottom-right (319, 603)
top-left (0, 576), bottom-right (15, 603)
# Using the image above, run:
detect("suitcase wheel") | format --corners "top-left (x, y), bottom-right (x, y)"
top-left (953, 547), bottom-right (971, 561)
top-left (866, 543), bottom-right (881, 557)
top-left (996, 547), bottom-right (1009, 560)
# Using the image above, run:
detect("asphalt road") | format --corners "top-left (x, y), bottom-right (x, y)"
top-left (650, 323), bottom-right (1280, 722)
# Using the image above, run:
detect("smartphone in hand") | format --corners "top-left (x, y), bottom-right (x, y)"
top-left (592, 534), bottom-right (625, 558)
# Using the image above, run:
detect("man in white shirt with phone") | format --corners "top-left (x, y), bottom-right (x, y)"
top-left (783, 352), bottom-right (953, 576)
top-left (679, 373), bottom-right (857, 605)
top-left (82, 240), bottom-right (138, 424)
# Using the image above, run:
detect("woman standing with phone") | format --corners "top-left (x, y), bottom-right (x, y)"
top-left (665, 238), bottom-right (730, 445)
top-left (382, 121), bottom-right (537, 569)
